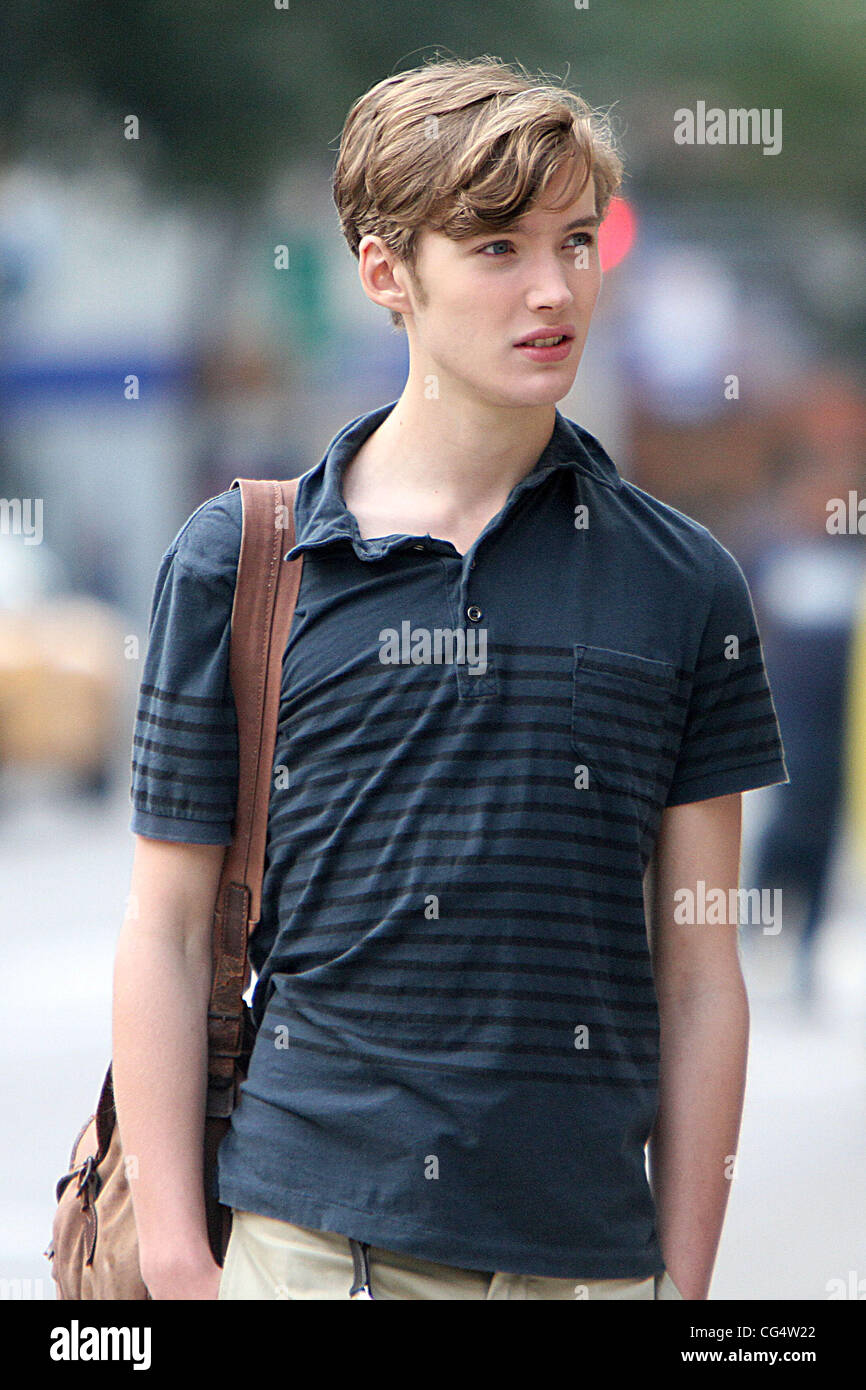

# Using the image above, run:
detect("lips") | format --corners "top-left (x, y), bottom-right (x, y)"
top-left (514, 325), bottom-right (575, 346)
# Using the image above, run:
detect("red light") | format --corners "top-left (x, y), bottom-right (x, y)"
top-left (599, 197), bottom-right (637, 272)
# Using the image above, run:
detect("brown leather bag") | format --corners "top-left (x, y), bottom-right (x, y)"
top-left (44, 476), bottom-right (303, 1299)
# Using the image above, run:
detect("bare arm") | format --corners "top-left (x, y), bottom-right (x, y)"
top-left (112, 834), bottom-right (227, 1299)
top-left (646, 791), bottom-right (749, 1300)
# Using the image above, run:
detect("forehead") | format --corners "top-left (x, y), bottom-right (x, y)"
top-left (509, 167), bottom-right (598, 230)
top-left (411, 161), bottom-right (599, 259)
top-left (415, 180), bottom-right (598, 256)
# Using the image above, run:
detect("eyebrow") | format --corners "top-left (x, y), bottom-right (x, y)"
top-left (475, 214), bottom-right (600, 238)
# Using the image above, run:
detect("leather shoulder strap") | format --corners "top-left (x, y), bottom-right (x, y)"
top-left (206, 476), bottom-right (303, 1115)
top-left (226, 477), bottom-right (303, 923)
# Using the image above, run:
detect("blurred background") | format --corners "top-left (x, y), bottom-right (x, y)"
top-left (1, 0), bottom-right (865, 1300)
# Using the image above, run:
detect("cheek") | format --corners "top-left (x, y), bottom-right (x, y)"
top-left (433, 288), bottom-right (493, 349)
top-left (576, 260), bottom-right (602, 302)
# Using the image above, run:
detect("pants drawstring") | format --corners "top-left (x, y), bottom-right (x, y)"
top-left (348, 1238), bottom-right (375, 1298)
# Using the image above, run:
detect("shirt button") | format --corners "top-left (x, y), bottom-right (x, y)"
top-left (467, 605), bottom-right (482, 622)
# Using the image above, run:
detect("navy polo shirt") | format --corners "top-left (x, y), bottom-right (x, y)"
top-left (129, 400), bottom-right (788, 1278)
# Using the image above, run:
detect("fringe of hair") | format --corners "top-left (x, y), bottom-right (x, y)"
top-left (332, 55), bottom-right (623, 328)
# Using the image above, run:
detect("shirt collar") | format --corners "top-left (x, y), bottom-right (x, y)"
top-left (284, 398), bottom-right (623, 562)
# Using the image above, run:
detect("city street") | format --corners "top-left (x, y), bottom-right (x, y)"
top-left (2, 771), bottom-right (864, 1301)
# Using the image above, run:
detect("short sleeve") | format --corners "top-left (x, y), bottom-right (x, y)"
top-left (129, 490), bottom-right (242, 843)
top-left (664, 538), bottom-right (789, 806)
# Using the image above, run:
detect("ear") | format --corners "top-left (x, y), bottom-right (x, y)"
top-left (357, 235), bottom-right (416, 319)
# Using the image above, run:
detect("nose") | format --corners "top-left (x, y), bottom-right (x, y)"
top-left (524, 257), bottom-right (577, 314)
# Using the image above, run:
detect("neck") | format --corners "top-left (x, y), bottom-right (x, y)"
top-left (357, 368), bottom-right (558, 509)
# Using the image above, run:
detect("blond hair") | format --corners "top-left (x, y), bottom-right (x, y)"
top-left (332, 54), bottom-right (623, 329)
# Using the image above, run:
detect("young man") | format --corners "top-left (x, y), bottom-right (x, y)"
top-left (114, 57), bottom-right (788, 1301)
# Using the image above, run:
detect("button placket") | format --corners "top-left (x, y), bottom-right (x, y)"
top-left (456, 551), bottom-right (497, 699)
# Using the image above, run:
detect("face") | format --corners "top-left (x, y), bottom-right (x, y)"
top-left (360, 164), bottom-right (602, 408)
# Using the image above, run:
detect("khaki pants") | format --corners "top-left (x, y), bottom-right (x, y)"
top-left (217, 1209), bottom-right (685, 1300)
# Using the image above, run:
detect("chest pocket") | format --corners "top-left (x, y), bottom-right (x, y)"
top-left (571, 645), bottom-right (679, 801)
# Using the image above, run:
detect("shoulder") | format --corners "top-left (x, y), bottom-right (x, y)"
top-left (614, 476), bottom-right (749, 603)
top-left (563, 414), bottom-right (734, 596)
top-left (165, 486), bottom-right (243, 589)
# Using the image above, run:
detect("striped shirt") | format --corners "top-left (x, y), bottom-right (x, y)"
top-left (129, 400), bottom-right (788, 1277)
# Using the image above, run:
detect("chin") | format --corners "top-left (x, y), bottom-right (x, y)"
top-left (442, 358), bottom-right (579, 409)
top-left (503, 371), bottom-right (580, 408)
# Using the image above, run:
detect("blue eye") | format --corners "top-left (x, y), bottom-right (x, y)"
top-left (478, 232), bottom-right (595, 257)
